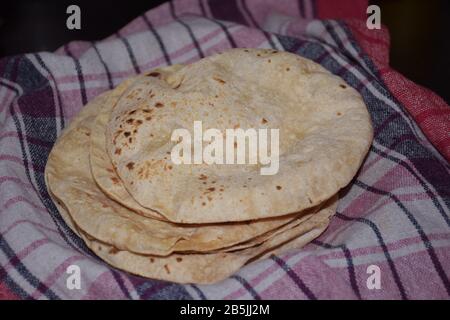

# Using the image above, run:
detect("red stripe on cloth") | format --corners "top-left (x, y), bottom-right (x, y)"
top-left (381, 70), bottom-right (450, 162)
top-left (315, 0), bottom-right (368, 20)
top-left (0, 281), bottom-right (19, 300)
top-left (344, 20), bottom-right (450, 163)
top-left (344, 19), bottom-right (390, 68)
top-left (416, 106), bottom-right (450, 121)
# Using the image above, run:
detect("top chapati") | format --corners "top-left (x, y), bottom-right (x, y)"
top-left (106, 48), bottom-right (372, 223)
top-left (46, 87), bottom-right (330, 257)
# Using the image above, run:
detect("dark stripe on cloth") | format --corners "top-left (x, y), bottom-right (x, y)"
top-left (141, 282), bottom-right (171, 300)
top-left (241, 0), bottom-right (259, 27)
top-left (340, 245), bottom-right (362, 299)
top-left (143, 282), bottom-right (193, 300)
top-left (311, 0), bottom-right (317, 18)
top-left (199, 0), bottom-right (237, 47)
top-left (270, 254), bottom-right (317, 299)
top-left (32, 53), bottom-right (65, 129)
top-left (208, 0), bottom-right (247, 25)
top-left (63, 45), bottom-right (87, 105)
top-left (313, 240), bottom-right (361, 299)
top-left (232, 275), bottom-right (262, 299)
top-left (262, 30), bottom-right (278, 50)
top-left (198, 0), bottom-right (207, 16)
top-left (298, 0), bottom-right (306, 18)
top-left (141, 14), bottom-right (172, 66)
top-left (205, 17), bottom-right (237, 48)
top-left (129, 277), bottom-right (192, 300)
top-left (111, 270), bottom-right (132, 299)
top-left (116, 32), bottom-right (141, 74)
top-left (239, 0), bottom-right (277, 49)
top-left (169, 0), bottom-right (204, 58)
top-left (91, 42), bottom-right (114, 89)
top-left (190, 284), bottom-right (207, 300)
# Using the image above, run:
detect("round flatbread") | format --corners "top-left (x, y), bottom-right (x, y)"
top-left (106, 48), bottom-right (373, 223)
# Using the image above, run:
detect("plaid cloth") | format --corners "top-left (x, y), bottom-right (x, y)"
top-left (1, 0), bottom-right (449, 300)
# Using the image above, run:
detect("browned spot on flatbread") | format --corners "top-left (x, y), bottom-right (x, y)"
top-left (110, 177), bottom-right (119, 184)
top-left (108, 247), bottom-right (119, 254)
top-left (213, 77), bottom-right (226, 84)
top-left (148, 72), bottom-right (161, 77)
top-left (276, 185), bottom-right (282, 190)
top-left (155, 102), bottom-right (164, 108)
top-left (176, 257), bottom-right (182, 262)
top-left (126, 162), bottom-right (135, 170)
top-left (164, 264), bottom-right (170, 274)
top-left (114, 148), bottom-right (122, 155)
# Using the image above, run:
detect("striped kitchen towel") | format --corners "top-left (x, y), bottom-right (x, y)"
top-left (1, 0), bottom-right (449, 299)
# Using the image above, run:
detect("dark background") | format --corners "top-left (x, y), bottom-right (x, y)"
top-left (0, 0), bottom-right (448, 103)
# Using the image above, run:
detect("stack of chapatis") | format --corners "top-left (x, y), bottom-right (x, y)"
top-left (45, 49), bottom-right (373, 284)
